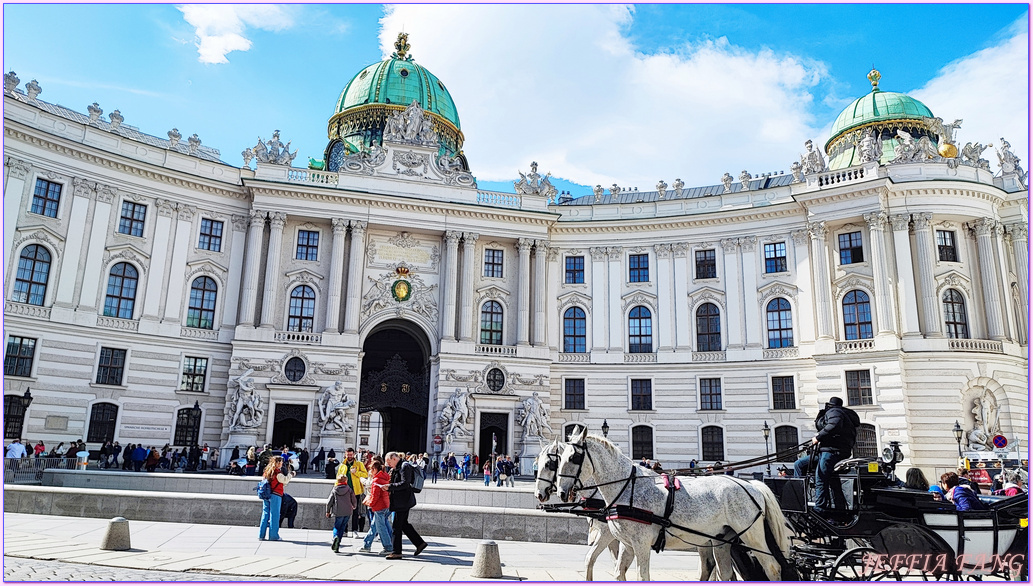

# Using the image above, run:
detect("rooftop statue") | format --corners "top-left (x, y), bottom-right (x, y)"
top-left (960, 142), bottom-right (991, 171)
top-left (890, 129), bottom-right (938, 164)
top-left (514, 161), bottom-right (558, 199)
top-left (251, 130), bottom-right (297, 166)
top-left (384, 100), bottom-right (439, 146)
top-left (739, 170), bottom-right (752, 190)
top-left (593, 185), bottom-right (604, 202)
top-left (857, 129), bottom-right (883, 164)
top-left (721, 172), bottom-right (733, 193)
top-left (800, 139), bottom-right (827, 174)
top-left (924, 116), bottom-right (963, 158)
top-left (997, 138), bottom-right (1027, 187)
top-left (656, 180), bottom-right (667, 199)
top-left (672, 178), bottom-right (684, 197)
top-left (790, 161), bottom-right (803, 183)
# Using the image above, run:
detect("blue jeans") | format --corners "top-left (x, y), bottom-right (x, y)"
top-left (363, 509), bottom-right (393, 551)
top-left (795, 452), bottom-right (846, 509)
top-left (484, 474), bottom-right (490, 486)
top-left (259, 494), bottom-right (282, 540)
top-left (332, 516), bottom-right (348, 538)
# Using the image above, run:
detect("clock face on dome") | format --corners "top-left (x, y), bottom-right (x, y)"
top-left (392, 279), bottom-right (412, 302)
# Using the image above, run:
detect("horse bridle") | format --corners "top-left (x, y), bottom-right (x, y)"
top-left (535, 449), bottom-right (564, 495)
top-left (555, 440), bottom-right (591, 498)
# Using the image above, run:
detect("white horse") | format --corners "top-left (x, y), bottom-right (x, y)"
top-left (555, 427), bottom-right (792, 582)
top-left (534, 440), bottom-right (727, 581)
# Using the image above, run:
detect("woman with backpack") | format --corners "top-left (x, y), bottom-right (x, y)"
top-left (258, 455), bottom-right (295, 541)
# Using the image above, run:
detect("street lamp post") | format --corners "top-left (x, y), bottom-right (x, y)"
top-left (20, 389), bottom-right (33, 409)
top-left (952, 420), bottom-right (964, 458)
top-left (601, 419), bottom-right (609, 438)
top-left (762, 421), bottom-right (771, 476)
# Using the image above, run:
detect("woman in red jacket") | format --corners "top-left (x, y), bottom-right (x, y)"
top-left (259, 456), bottom-right (294, 541)
top-left (358, 461), bottom-right (393, 553)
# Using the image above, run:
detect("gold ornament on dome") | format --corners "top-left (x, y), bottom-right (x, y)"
top-left (867, 67), bottom-right (881, 90)
top-left (938, 143), bottom-right (959, 159)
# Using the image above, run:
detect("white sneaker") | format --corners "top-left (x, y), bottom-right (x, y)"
top-left (358, 547), bottom-right (371, 553)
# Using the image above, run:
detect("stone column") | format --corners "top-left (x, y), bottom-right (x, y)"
top-left (238, 210), bottom-right (267, 327)
top-left (222, 215), bottom-right (248, 328)
top-left (589, 247), bottom-right (608, 351)
top-left (532, 240), bottom-right (548, 347)
top-left (889, 214), bottom-right (921, 337)
top-left (259, 211), bottom-right (287, 328)
top-left (3, 158), bottom-right (30, 267)
top-left (720, 239), bottom-right (743, 349)
top-left (808, 221), bottom-right (834, 340)
top-left (324, 218), bottom-right (348, 333)
top-left (606, 247), bottom-right (623, 351)
top-left (911, 213), bottom-right (941, 337)
top-left (343, 220), bottom-right (367, 334)
top-left (790, 230), bottom-right (816, 343)
top-left (440, 231), bottom-right (461, 341)
top-left (1008, 224), bottom-right (1028, 311)
top-left (974, 218), bottom-right (1005, 340)
top-left (739, 237), bottom-right (760, 347)
top-left (76, 186), bottom-right (116, 311)
top-left (672, 243), bottom-right (691, 351)
top-left (864, 211), bottom-right (895, 334)
top-left (458, 232), bottom-right (479, 341)
top-left (162, 204), bottom-right (196, 322)
top-left (516, 238), bottom-right (533, 346)
top-left (655, 244), bottom-right (674, 352)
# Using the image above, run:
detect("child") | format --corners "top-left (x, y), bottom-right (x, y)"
top-left (326, 475), bottom-right (358, 552)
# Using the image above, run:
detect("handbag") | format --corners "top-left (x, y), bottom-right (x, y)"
top-left (499, 473), bottom-right (508, 481)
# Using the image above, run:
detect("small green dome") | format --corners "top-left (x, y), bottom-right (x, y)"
top-left (825, 69), bottom-right (933, 152)
top-left (334, 55), bottom-right (460, 131)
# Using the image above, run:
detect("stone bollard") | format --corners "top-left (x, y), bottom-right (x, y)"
top-left (471, 540), bottom-right (503, 579)
top-left (100, 517), bottom-right (131, 551)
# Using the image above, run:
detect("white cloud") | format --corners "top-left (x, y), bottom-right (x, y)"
top-left (178, 4), bottom-right (294, 64)
top-left (912, 18), bottom-right (1029, 173)
top-left (378, 5), bottom-right (829, 188)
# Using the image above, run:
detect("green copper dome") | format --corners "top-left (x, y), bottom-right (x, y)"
top-left (825, 69), bottom-right (933, 152)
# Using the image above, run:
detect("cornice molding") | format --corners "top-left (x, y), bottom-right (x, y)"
top-left (551, 205), bottom-right (804, 235)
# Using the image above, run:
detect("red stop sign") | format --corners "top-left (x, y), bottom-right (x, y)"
top-left (433, 435), bottom-right (442, 445)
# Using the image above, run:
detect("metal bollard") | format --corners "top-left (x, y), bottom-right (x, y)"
top-left (471, 540), bottom-right (503, 579)
top-left (100, 517), bottom-right (131, 551)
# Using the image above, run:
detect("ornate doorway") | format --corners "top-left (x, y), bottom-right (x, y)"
top-left (359, 322), bottom-right (430, 454)
top-left (271, 404), bottom-right (307, 449)
top-left (478, 412), bottom-right (508, 466)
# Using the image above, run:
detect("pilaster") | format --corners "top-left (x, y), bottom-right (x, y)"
top-left (889, 214), bottom-right (922, 338)
top-left (324, 218), bottom-right (348, 334)
top-left (912, 213), bottom-right (941, 337)
top-left (238, 210), bottom-right (267, 327)
top-left (807, 221), bottom-right (833, 340)
top-left (516, 238), bottom-right (533, 346)
top-left (458, 232), bottom-right (478, 341)
top-left (259, 211), bottom-right (287, 328)
top-left (343, 220), bottom-right (366, 335)
top-left (440, 231), bottom-right (461, 341)
top-left (973, 218), bottom-right (1005, 340)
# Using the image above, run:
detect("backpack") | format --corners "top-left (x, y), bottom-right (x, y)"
top-left (406, 461), bottom-right (426, 493)
top-left (256, 479), bottom-right (272, 500)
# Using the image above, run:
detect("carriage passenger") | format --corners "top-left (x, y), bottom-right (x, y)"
top-left (940, 472), bottom-right (987, 511)
top-left (903, 467), bottom-right (930, 491)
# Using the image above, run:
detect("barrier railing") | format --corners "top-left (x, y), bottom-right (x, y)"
top-left (3, 457), bottom-right (79, 485)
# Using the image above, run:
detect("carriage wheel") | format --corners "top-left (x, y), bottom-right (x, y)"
top-left (829, 547), bottom-right (898, 581)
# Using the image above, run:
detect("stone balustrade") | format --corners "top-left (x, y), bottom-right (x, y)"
top-left (476, 344), bottom-right (517, 356)
top-left (286, 168), bottom-right (339, 186)
top-left (692, 351), bottom-right (726, 362)
top-left (274, 331), bottom-right (323, 344)
top-left (835, 339), bottom-right (875, 353)
top-left (4, 301), bottom-right (51, 319)
top-left (763, 347), bottom-right (799, 359)
top-left (477, 191), bottom-right (522, 208)
top-left (96, 316), bottom-right (139, 331)
top-left (948, 338), bottom-right (1004, 353)
top-left (817, 166), bottom-right (867, 187)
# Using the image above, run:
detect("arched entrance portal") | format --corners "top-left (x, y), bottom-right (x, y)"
top-left (359, 321), bottom-right (431, 455)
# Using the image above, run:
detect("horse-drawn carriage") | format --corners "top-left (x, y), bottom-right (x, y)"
top-left (536, 429), bottom-right (1028, 581)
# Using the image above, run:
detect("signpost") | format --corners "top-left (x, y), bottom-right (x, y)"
top-left (433, 434), bottom-right (443, 454)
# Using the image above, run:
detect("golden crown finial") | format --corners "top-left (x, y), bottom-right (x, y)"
top-left (867, 67), bottom-right (881, 91)
top-left (393, 32), bottom-right (410, 60)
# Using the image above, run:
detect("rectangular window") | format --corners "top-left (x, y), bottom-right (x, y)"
top-left (296, 230), bottom-right (319, 261)
top-left (936, 230), bottom-right (958, 262)
top-left (198, 219), bottom-right (224, 252)
top-left (4, 336), bottom-right (36, 378)
top-left (564, 379), bottom-right (586, 410)
top-left (359, 415), bottom-right (370, 431)
top-left (484, 249), bottom-right (503, 278)
top-left (629, 254), bottom-right (649, 282)
top-left (764, 242), bottom-right (787, 273)
top-left (179, 357), bottom-right (209, 392)
top-left (846, 370), bottom-right (873, 406)
top-left (96, 347), bottom-right (127, 386)
top-left (695, 249), bottom-right (717, 279)
top-left (31, 178), bottom-right (62, 218)
top-left (117, 201), bottom-right (147, 237)
top-left (699, 378), bottom-right (722, 410)
top-left (564, 256), bottom-right (585, 284)
top-left (772, 376), bottom-right (796, 410)
top-left (631, 379), bottom-right (652, 411)
top-left (838, 231), bottom-right (864, 264)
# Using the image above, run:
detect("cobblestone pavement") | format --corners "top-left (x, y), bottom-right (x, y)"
top-left (3, 556), bottom-right (284, 582)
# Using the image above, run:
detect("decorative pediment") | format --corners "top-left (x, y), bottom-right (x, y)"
top-left (476, 285), bottom-right (510, 306)
top-left (757, 281), bottom-right (798, 306)
top-left (688, 286), bottom-right (726, 311)
top-left (186, 259), bottom-right (229, 288)
top-left (621, 290), bottom-right (657, 312)
top-left (557, 291), bottom-right (592, 313)
top-left (284, 268), bottom-right (325, 293)
top-left (13, 225), bottom-right (65, 259)
top-left (936, 270), bottom-right (972, 298)
top-left (832, 274), bottom-right (874, 300)
top-left (298, 222), bottom-right (319, 231)
top-left (102, 243), bottom-right (150, 273)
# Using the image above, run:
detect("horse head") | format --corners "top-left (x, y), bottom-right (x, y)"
top-left (556, 425), bottom-right (592, 503)
top-left (534, 439), bottom-right (565, 502)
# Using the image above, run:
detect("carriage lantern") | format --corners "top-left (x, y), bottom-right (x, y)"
top-left (762, 421), bottom-right (771, 476)
top-left (601, 419), bottom-right (609, 438)
top-left (952, 420), bottom-right (964, 457)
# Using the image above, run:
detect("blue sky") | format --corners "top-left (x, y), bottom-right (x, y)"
top-left (3, 4), bottom-right (1028, 195)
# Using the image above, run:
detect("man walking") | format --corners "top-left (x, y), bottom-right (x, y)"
top-left (382, 451), bottom-right (427, 560)
top-left (336, 447), bottom-right (368, 538)
top-left (794, 396), bottom-right (860, 514)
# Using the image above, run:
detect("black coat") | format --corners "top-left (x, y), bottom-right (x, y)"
top-left (814, 404), bottom-right (861, 453)
top-left (324, 458), bottom-right (340, 480)
top-left (387, 462), bottom-right (418, 511)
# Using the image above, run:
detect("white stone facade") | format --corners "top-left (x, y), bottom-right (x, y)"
top-left (2, 80), bottom-right (1027, 478)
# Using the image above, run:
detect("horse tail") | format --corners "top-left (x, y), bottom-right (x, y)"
top-left (751, 480), bottom-right (797, 580)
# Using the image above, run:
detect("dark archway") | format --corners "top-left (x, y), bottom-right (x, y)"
top-left (478, 412), bottom-right (508, 468)
top-left (359, 321), bottom-right (431, 455)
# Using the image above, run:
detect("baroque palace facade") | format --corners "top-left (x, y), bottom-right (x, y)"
top-left (3, 38), bottom-right (1028, 475)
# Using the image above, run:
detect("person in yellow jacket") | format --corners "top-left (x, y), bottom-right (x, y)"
top-left (336, 447), bottom-right (368, 538)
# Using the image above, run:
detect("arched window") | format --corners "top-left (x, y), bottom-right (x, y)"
top-left (288, 285), bottom-right (316, 332)
top-left (103, 263), bottom-right (138, 319)
top-left (854, 424), bottom-right (878, 459)
top-left (766, 298), bottom-right (794, 348)
top-left (174, 407), bottom-right (201, 446)
top-left (480, 301), bottom-right (503, 345)
top-left (632, 425), bottom-right (653, 460)
top-left (774, 426), bottom-right (799, 458)
top-left (628, 306), bottom-right (653, 353)
top-left (563, 307), bottom-right (586, 353)
top-left (87, 403), bottom-right (118, 443)
top-left (186, 276), bottom-right (218, 330)
top-left (701, 426), bottom-right (724, 461)
top-left (843, 290), bottom-right (873, 340)
top-left (13, 245), bottom-right (51, 306)
top-left (943, 289), bottom-right (969, 339)
top-left (696, 303), bottom-right (721, 351)
top-left (4, 395), bottom-right (27, 440)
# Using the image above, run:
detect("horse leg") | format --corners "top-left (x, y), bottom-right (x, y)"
top-left (740, 524), bottom-right (780, 580)
top-left (613, 542), bottom-right (634, 581)
top-left (585, 520), bottom-right (615, 581)
top-left (697, 545), bottom-right (716, 581)
top-left (711, 545), bottom-right (736, 581)
top-left (631, 534), bottom-right (653, 582)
